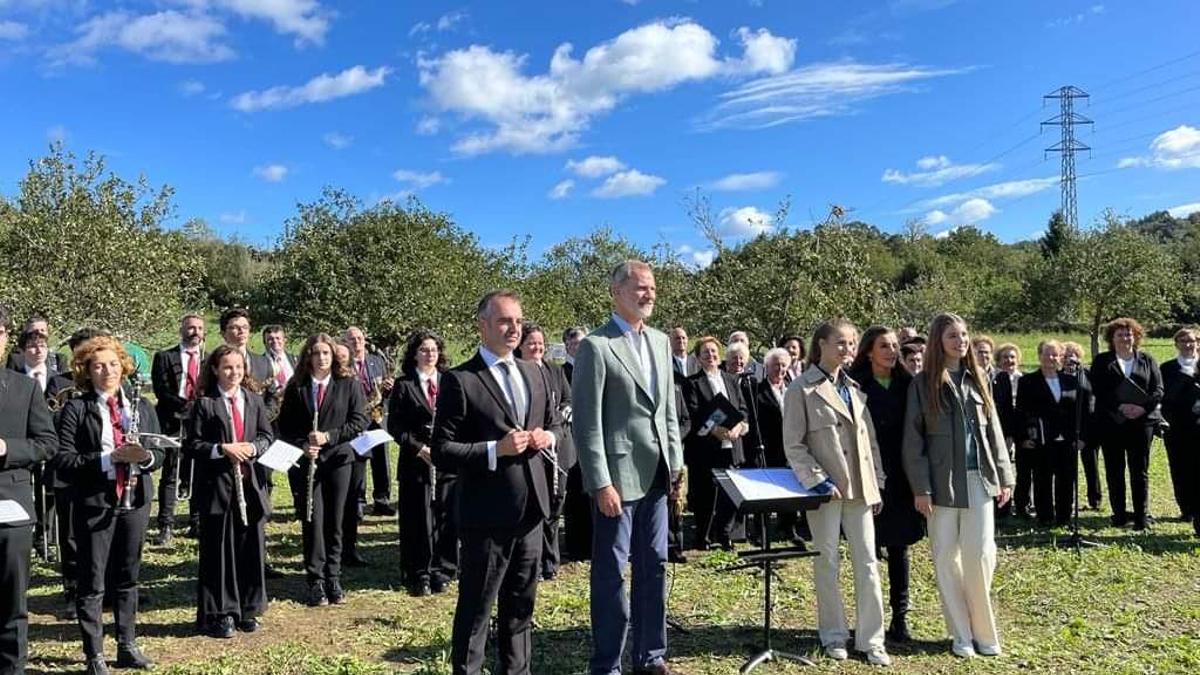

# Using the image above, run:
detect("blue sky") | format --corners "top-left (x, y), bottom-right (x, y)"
top-left (2, 1), bottom-right (1198, 266)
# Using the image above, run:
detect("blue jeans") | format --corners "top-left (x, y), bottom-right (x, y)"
top-left (589, 487), bottom-right (669, 674)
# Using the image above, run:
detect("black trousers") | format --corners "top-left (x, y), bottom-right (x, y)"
top-left (1164, 428), bottom-right (1197, 519)
top-left (885, 545), bottom-right (910, 618)
top-left (451, 519), bottom-right (542, 675)
top-left (562, 465), bottom-right (592, 562)
top-left (289, 459), bottom-right (352, 583)
top-left (1080, 442), bottom-right (1103, 506)
top-left (0, 525), bottom-right (32, 674)
top-left (540, 461), bottom-right (567, 576)
top-left (687, 460), bottom-right (738, 548)
top-left (1034, 440), bottom-right (1077, 524)
top-left (1102, 422), bottom-right (1155, 523)
top-left (343, 457), bottom-right (367, 560)
top-left (1013, 444), bottom-right (1036, 514)
top-left (74, 503), bottom-right (149, 658)
top-left (156, 447), bottom-right (182, 528)
top-left (196, 497), bottom-right (267, 625)
top-left (369, 441), bottom-right (391, 505)
top-left (432, 472), bottom-right (460, 583)
top-left (54, 488), bottom-right (78, 593)
top-left (398, 461), bottom-right (434, 585)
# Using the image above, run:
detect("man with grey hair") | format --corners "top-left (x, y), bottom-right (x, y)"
top-left (574, 260), bottom-right (683, 675)
top-left (727, 330), bottom-right (766, 382)
top-left (561, 326), bottom-right (587, 384)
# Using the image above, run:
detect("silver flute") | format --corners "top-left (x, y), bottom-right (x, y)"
top-left (306, 407), bottom-right (318, 523)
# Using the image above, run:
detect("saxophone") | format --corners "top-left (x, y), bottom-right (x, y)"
top-left (366, 376), bottom-right (385, 424)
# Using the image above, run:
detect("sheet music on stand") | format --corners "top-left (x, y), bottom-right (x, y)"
top-left (726, 468), bottom-right (813, 502)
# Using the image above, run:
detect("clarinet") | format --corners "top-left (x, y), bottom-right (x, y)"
top-left (118, 379), bottom-right (142, 512)
top-left (232, 399), bottom-right (249, 527)
top-left (306, 406), bottom-right (318, 523)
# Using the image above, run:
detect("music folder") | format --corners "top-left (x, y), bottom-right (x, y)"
top-left (1110, 378), bottom-right (1153, 424)
top-left (693, 392), bottom-right (745, 438)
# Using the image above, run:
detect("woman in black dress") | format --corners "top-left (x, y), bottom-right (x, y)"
top-left (849, 326), bottom-right (922, 642)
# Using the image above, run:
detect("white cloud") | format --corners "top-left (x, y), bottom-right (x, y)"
top-left (548, 179), bottom-right (574, 200)
top-left (409, 21), bottom-right (431, 36)
top-left (322, 131), bottom-right (352, 149)
top-left (393, 169), bottom-right (447, 190)
top-left (1118, 125), bottom-right (1200, 170)
top-left (719, 205), bottom-right (774, 236)
top-left (924, 197), bottom-right (995, 226)
top-left (591, 169), bottom-right (665, 198)
top-left (230, 65), bottom-right (389, 112)
top-left (219, 210), bottom-right (247, 224)
top-left (417, 19), bottom-right (795, 154)
top-left (253, 163), bottom-right (288, 182)
top-left (53, 10), bottom-right (235, 65)
top-left (565, 155), bottom-right (625, 178)
top-left (920, 176), bottom-right (1058, 209)
top-left (699, 60), bottom-right (968, 131)
top-left (206, 0), bottom-right (331, 46)
top-left (1047, 3), bottom-right (1105, 28)
top-left (677, 244), bottom-right (715, 268)
top-left (1167, 201), bottom-right (1200, 218)
top-left (0, 20), bottom-right (29, 41)
top-left (415, 116), bottom-right (440, 135)
top-left (178, 79), bottom-right (205, 96)
top-left (882, 154), bottom-right (999, 187)
top-left (708, 171), bottom-right (782, 191)
top-left (46, 124), bottom-right (67, 142)
top-left (437, 9), bottom-right (468, 31)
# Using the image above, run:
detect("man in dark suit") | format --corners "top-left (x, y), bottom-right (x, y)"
top-left (0, 308), bottom-right (59, 674)
top-left (345, 327), bottom-right (395, 523)
top-left (432, 290), bottom-right (562, 675)
top-left (561, 326), bottom-right (586, 384)
top-left (149, 314), bottom-right (205, 544)
top-left (261, 325), bottom-right (296, 391)
top-left (1161, 327), bottom-right (1199, 527)
top-left (560, 326), bottom-right (590, 561)
top-left (5, 313), bottom-right (66, 375)
top-left (220, 309), bottom-right (274, 385)
top-left (669, 326), bottom-right (699, 386)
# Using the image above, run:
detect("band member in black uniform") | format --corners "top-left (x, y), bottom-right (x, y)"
top-left (1016, 340), bottom-right (1089, 527)
top-left (54, 335), bottom-right (163, 674)
top-left (683, 336), bottom-right (749, 550)
top-left (5, 313), bottom-right (66, 374)
top-left (262, 325), bottom-right (296, 392)
top-left (278, 334), bottom-right (368, 607)
top-left (345, 327), bottom-right (394, 518)
top-left (432, 290), bottom-right (562, 675)
top-left (560, 326), bottom-right (592, 562)
top-left (388, 330), bottom-right (451, 596)
top-left (16, 328), bottom-right (72, 562)
top-left (149, 314), bottom-right (205, 545)
top-left (185, 345), bottom-right (274, 638)
top-left (1063, 342), bottom-right (1103, 509)
top-left (0, 309), bottom-right (58, 675)
top-left (516, 323), bottom-right (575, 581)
top-left (1161, 327), bottom-right (1199, 527)
top-left (849, 326), bottom-right (922, 642)
top-left (1090, 318), bottom-right (1163, 530)
top-left (991, 343), bottom-right (1025, 518)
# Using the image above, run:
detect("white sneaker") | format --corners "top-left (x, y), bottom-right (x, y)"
top-left (824, 644), bottom-right (849, 661)
top-left (951, 642), bottom-right (976, 658)
top-left (864, 647), bottom-right (892, 666)
top-left (975, 643), bottom-right (1002, 657)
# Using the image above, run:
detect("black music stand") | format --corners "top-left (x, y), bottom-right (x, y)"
top-left (713, 468), bottom-right (830, 673)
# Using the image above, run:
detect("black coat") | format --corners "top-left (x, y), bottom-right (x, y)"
top-left (851, 365), bottom-right (924, 547)
top-left (52, 390), bottom-right (164, 509)
top-left (431, 352), bottom-right (562, 531)
top-left (388, 372), bottom-right (441, 481)
top-left (183, 389), bottom-right (275, 517)
top-left (682, 370), bottom-right (749, 468)
top-left (1016, 370), bottom-right (1090, 446)
top-left (745, 377), bottom-right (787, 469)
top-left (534, 359), bottom-right (576, 470)
top-left (0, 369), bottom-right (57, 527)
top-left (151, 345), bottom-right (204, 434)
top-left (276, 376), bottom-right (369, 470)
top-left (991, 370), bottom-right (1022, 440)
top-left (1090, 351), bottom-right (1164, 429)
top-left (1161, 358), bottom-right (1200, 431)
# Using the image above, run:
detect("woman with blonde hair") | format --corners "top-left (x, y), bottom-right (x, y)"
top-left (902, 313), bottom-right (1014, 658)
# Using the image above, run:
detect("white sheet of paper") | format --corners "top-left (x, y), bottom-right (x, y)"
top-left (0, 500), bottom-right (31, 524)
top-left (258, 440), bottom-right (305, 472)
top-left (726, 468), bottom-right (815, 501)
top-left (137, 432), bottom-right (182, 449)
top-left (350, 429), bottom-right (394, 456)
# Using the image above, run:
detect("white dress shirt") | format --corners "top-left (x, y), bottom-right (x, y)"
top-left (611, 312), bottom-right (657, 402)
top-left (210, 386), bottom-right (247, 459)
top-left (177, 344), bottom-right (202, 398)
top-left (1118, 355), bottom-right (1135, 378)
top-left (24, 364), bottom-right (47, 392)
top-left (97, 391), bottom-right (155, 478)
top-left (479, 346), bottom-right (529, 471)
top-left (703, 369), bottom-right (734, 449)
top-left (268, 350), bottom-right (295, 383)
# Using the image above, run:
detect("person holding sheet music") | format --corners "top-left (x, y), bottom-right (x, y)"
top-left (682, 335), bottom-right (749, 551)
top-left (1089, 318), bottom-right (1163, 530)
top-left (848, 326), bottom-right (921, 644)
top-left (184, 345), bottom-right (274, 638)
top-left (277, 334), bottom-right (368, 607)
top-left (782, 319), bottom-right (890, 666)
top-left (54, 335), bottom-right (163, 673)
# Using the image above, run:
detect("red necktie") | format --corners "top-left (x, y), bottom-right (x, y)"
top-left (229, 394), bottom-right (247, 476)
top-left (358, 360), bottom-right (370, 394)
top-left (107, 396), bottom-right (126, 501)
top-left (185, 350), bottom-right (199, 399)
top-left (426, 378), bottom-right (437, 408)
top-left (316, 382), bottom-right (326, 409)
top-left (274, 356), bottom-right (287, 387)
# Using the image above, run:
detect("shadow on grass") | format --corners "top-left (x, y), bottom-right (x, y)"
top-left (995, 513), bottom-right (1200, 554)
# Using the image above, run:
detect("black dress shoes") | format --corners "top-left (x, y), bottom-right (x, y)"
top-left (85, 656), bottom-right (109, 675)
top-left (264, 564), bottom-right (285, 579)
top-left (238, 617), bottom-right (261, 633)
top-left (115, 643), bottom-right (153, 669)
top-left (306, 580), bottom-right (328, 607)
top-left (207, 615), bottom-right (236, 639)
top-left (667, 549), bottom-right (689, 564)
top-left (372, 501), bottom-right (396, 516)
top-left (408, 580), bottom-right (432, 597)
top-left (151, 525), bottom-right (173, 546)
top-left (430, 576), bottom-right (448, 594)
top-left (327, 577), bottom-right (346, 604)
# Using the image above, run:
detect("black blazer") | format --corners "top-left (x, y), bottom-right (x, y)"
top-left (562, 360), bottom-right (574, 384)
top-left (745, 377), bottom-right (787, 469)
top-left (1016, 370), bottom-right (1089, 446)
top-left (151, 346), bottom-right (200, 433)
top-left (682, 370), bottom-right (749, 467)
top-left (1161, 358), bottom-right (1200, 430)
top-left (991, 370), bottom-right (1022, 439)
top-left (53, 391), bottom-right (164, 509)
top-left (535, 360), bottom-right (576, 470)
top-left (387, 371), bottom-right (441, 481)
top-left (431, 352), bottom-right (561, 531)
top-left (0, 369), bottom-right (57, 527)
top-left (276, 376), bottom-right (369, 470)
top-left (1090, 351), bottom-right (1163, 428)
top-left (7, 351), bottom-right (66, 375)
top-left (183, 390), bottom-right (274, 517)
top-left (670, 354), bottom-right (701, 386)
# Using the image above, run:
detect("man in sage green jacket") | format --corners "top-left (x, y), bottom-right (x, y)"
top-left (572, 260), bottom-right (683, 675)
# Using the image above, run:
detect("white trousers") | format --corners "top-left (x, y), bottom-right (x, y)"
top-left (807, 497), bottom-right (885, 651)
top-left (928, 470), bottom-right (1001, 650)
